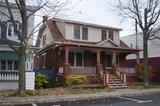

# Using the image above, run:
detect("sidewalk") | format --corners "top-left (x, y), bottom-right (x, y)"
top-left (0, 88), bottom-right (160, 105)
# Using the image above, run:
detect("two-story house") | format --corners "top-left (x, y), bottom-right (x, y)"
top-left (0, 1), bottom-right (35, 90)
top-left (35, 18), bottom-right (140, 88)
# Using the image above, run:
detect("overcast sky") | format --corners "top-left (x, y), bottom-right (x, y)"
top-left (63, 0), bottom-right (136, 37)
top-left (34, 0), bottom-right (136, 37)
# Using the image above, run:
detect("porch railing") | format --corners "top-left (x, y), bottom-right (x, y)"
top-left (0, 71), bottom-right (19, 81)
top-left (70, 66), bottom-right (96, 75)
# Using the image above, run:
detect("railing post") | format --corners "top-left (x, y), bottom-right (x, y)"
top-left (123, 73), bottom-right (126, 83)
top-left (103, 71), bottom-right (106, 87)
top-left (106, 72), bottom-right (109, 84)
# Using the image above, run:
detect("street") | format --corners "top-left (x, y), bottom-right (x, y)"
top-left (15, 93), bottom-right (160, 106)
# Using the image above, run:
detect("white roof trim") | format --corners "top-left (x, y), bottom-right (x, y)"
top-left (97, 39), bottom-right (120, 47)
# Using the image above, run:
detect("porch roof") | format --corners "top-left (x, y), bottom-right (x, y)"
top-left (59, 42), bottom-right (140, 52)
top-left (36, 41), bottom-right (140, 54)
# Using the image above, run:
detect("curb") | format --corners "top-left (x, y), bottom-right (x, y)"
top-left (0, 89), bottom-right (160, 105)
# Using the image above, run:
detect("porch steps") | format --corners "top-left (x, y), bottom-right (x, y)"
top-left (108, 74), bottom-right (128, 89)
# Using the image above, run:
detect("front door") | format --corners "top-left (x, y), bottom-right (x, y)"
top-left (106, 54), bottom-right (112, 67)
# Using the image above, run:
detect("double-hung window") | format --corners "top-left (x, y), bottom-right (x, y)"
top-left (74, 25), bottom-right (80, 39)
top-left (69, 52), bottom-right (83, 66)
top-left (82, 26), bottom-right (88, 40)
top-left (101, 29), bottom-right (114, 41)
top-left (74, 25), bottom-right (88, 40)
top-left (7, 21), bottom-right (21, 37)
top-left (101, 29), bottom-right (107, 41)
top-left (108, 30), bottom-right (114, 41)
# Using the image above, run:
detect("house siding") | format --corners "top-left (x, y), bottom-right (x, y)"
top-left (39, 26), bottom-right (54, 48)
top-left (0, 6), bottom-right (34, 44)
top-left (64, 23), bottom-right (120, 44)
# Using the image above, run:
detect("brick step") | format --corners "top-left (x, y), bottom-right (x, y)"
top-left (109, 81), bottom-right (122, 84)
top-left (109, 78), bottom-right (121, 81)
top-left (108, 83), bottom-right (126, 86)
top-left (109, 85), bottom-right (128, 89)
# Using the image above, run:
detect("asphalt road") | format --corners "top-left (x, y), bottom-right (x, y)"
top-left (16, 93), bottom-right (160, 106)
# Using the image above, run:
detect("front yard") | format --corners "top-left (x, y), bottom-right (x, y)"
top-left (0, 87), bottom-right (114, 97)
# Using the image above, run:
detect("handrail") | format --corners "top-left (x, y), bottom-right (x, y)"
top-left (99, 67), bottom-right (109, 87)
top-left (116, 67), bottom-right (128, 83)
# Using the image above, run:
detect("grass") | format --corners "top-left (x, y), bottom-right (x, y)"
top-left (129, 82), bottom-right (160, 89)
top-left (0, 87), bottom-right (114, 97)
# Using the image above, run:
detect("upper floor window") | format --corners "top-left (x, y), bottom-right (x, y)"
top-left (108, 30), bottom-right (114, 41)
top-left (101, 29), bottom-right (107, 41)
top-left (42, 35), bottom-right (46, 46)
top-left (7, 21), bottom-right (21, 37)
top-left (74, 25), bottom-right (80, 39)
top-left (101, 29), bottom-right (114, 41)
top-left (74, 25), bottom-right (88, 40)
top-left (82, 26), bottom-right (88, 40)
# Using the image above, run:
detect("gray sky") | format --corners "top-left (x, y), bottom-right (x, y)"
top-left (64, 0), bottom-right (135, 37)
top-left (35, 0), bottom-right (136, 37)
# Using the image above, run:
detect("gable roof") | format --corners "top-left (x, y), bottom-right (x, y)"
top-left (36, 19), bottom-right (65, 47)
top-left (120, 40), bottom-right (129, 48)
top-left (97, 39), bottom-right (120, 47)
top-left (46, 20), bottom-right (65, 42)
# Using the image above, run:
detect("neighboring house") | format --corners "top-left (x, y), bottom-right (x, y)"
top-left (35, 18), bottom-right (140, 88)
top-left (122, 33), bottom-right (160, 81)
top-left (0, 1), bottom-right (35, 90)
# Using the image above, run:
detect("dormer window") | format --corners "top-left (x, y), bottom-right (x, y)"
top-left (74, 25), bottom-right (80, 39)
top-left (101, 29), bottom-right (114, 41)
top-left (108, 30), bottom-right (114, 41)
top-left (82, 26), bottom-right (88, 40)
top-left (101, 29), bottom-right (107, 41)
top-left (74, 25), bottom-right (88, 40)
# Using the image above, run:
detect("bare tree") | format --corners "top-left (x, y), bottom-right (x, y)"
top-left (1, 0), bottom-right (70, 94)
top-left (116, 0), bottom-right (160, 86)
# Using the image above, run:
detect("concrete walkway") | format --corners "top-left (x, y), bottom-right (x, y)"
top-left (0, 88), bottom-right (160, 105)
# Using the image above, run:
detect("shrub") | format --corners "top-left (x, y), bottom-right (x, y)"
top-left (135, 63), bottom-right (155, 81)
top-left (35, 73), bottom-right (49, 89)
top-left (66, 75), bottom-right (86, 87)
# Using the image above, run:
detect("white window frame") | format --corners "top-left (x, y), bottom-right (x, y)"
top-left (101, 29), bottom-right (108, 40)
top-left (74, 25), bottom-right (88, 41)
top-left (70, 51), bottom-right (84, 67)
top-left (108, 30), bottom-right (114, 41)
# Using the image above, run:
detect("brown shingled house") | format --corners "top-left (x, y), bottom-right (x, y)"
top-left (35, 18), bottom-right (140, 88)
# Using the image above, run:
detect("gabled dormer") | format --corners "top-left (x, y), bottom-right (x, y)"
top-left (37, 18), bottom-right (122, 49)
top-left (54, 18), bottom-right (122, 45)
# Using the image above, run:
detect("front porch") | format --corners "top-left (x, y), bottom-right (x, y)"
top-left (56, 46), bottom-right (139, 88)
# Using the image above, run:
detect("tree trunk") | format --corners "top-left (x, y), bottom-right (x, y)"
top-left (18, 45), bottom-right (26, 94)
top-left (143, 33), bottom-right (149, 87)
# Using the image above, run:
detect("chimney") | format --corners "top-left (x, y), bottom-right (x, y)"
top-left (43, 16), bottom-right (48, 23)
